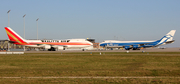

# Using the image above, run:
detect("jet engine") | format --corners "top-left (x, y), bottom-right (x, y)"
top-left (57, 46), bottom-right (64, 50)
top-left (132, 45), bottom-right (140, 50)
top-left (44, 45), bottom-right (51, 50)
top-left (124, 46), bottom-right (131, 50)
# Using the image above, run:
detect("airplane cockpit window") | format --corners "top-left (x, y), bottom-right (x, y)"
top-left (67, 40), bottom-right (70, 42)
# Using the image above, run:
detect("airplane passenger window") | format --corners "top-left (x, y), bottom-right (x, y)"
top-left (61, 40), bottom-right (66, 42)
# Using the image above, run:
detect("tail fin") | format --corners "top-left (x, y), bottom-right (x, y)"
top-left (5, 27), bottom-right (27, 44)
top-left (157, 30), bottom-right (176, 45)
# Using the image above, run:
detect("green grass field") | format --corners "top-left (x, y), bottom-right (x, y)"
top-left (0, 52), bottom-right (180, 84)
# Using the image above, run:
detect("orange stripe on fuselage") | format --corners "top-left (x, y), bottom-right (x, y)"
top-left (29, 42), bottom-right (91, 45)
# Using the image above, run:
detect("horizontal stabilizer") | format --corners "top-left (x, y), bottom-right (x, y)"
top-left (164, 40), bottom-right (175, 44)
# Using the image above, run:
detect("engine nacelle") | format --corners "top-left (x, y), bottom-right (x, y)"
top-left (57, 46), bottom-right (64, 50)
top-left (132, 45), bottom-right (140, 50)
top-left (124, 46), bottom-right (131, 50)
top-left (133, 45), bottom-right (139, 48)
top-left (44, 45), bottom-right (51, 49)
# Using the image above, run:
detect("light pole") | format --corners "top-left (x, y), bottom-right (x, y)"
top-left (36, 18), bottom-right (39, 40)
top-left (23, 14), bottom-right (26, 38)
top-left (7, 10), bottom-right (11, 51)
top-left (7, 10), bottom-right (11, 27)
top-left (23, 14), bottom-right (26, 51)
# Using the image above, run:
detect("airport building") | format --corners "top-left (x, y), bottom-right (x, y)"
top-left (0, 40), bottom-right (22, 51)
top-left (86, 39), bottom-right (100, 49)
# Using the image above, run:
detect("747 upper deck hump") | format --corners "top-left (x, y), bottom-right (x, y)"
top-left (99, 30), bottom-right (176, 50)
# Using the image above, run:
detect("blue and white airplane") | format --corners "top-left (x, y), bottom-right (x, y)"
top-left (100, 30), bottom-right (176, 50)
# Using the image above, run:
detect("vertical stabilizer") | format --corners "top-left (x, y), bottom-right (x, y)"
top-left (166, 30), bottom-right (176, 41)
top-left (157, 30), bottom-right (176, 45)
top-left (5, 27), bottom-right (27, 44)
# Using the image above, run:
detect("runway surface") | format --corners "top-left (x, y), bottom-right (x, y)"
top-left (24, 47), bottom-right (180, 53)
top-left (1, 76), bottom-right (180, 79)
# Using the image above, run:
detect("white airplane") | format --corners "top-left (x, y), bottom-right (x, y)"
top-left (5, 27), bottom-right (93, 51)
top-left (100, 30), bottom-right (176, 50)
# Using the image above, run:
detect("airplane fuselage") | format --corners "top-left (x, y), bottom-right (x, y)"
top-left (14, 39), bottom-right (93, 50)
top-left (5, 27), bottom-right (93, 51)
top-left (100, 29), bottom-right (176, 50)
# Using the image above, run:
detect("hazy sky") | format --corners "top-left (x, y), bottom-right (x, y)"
top-left (0, 0), bottom-right (179, 47)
